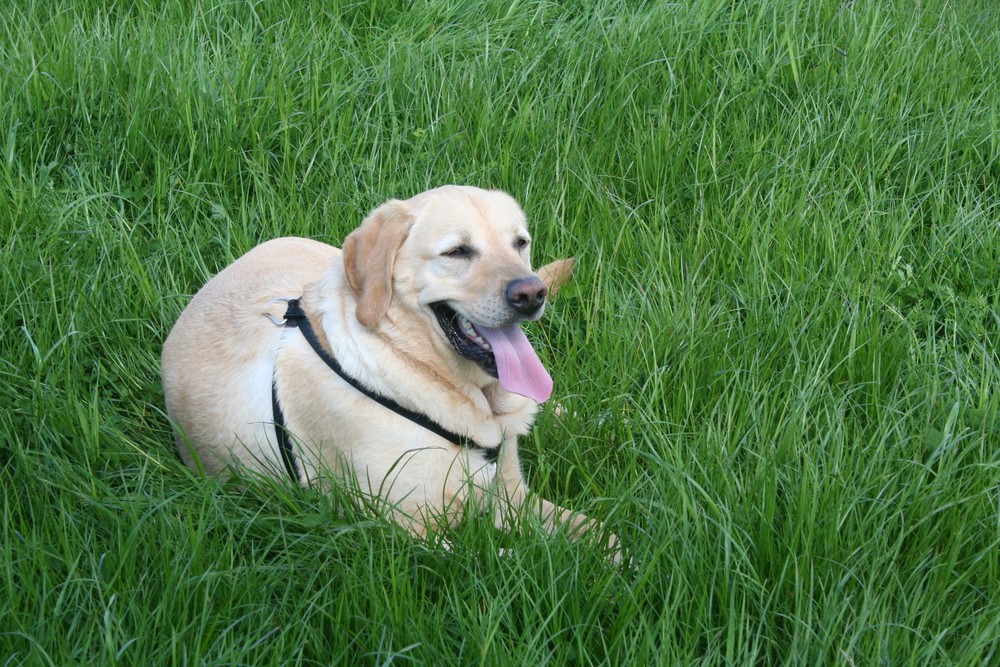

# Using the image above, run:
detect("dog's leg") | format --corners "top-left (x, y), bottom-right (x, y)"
top-left (492, 436), bottom-right (620, 560)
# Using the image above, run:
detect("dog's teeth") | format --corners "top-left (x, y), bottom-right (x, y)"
top-left (458, 316), bottom-right (490, 351)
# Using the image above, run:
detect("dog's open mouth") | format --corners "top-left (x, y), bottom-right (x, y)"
top-left (430, 302), bottom-right (553, 403)
top-left (431, 302), bottom-right (498, 377)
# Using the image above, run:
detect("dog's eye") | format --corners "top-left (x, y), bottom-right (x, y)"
top-left (514, 237), bottom-right (530, 251)
top-left (442, 245), bottom-right (474, 258)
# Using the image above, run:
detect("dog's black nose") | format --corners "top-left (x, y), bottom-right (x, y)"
top-left (506, 276), bottom-right (547, 316)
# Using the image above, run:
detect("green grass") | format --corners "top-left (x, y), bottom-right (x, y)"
top-left (2, 0), bottom-right (998, 663)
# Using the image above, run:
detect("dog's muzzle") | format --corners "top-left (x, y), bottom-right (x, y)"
top-left (430, 302), bottom-right (499, 377)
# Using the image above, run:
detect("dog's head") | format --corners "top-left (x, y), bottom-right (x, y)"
top-left (342, 186), bottom-right (569, 403)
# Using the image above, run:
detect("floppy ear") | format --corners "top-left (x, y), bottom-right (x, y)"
top-left (537, 258), bottom-right (575, 298)
top-left (342, 199), bottom-right (411, 328)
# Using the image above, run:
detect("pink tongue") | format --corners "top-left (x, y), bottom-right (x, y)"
top-left (475, 324), bottom-right (553, 403)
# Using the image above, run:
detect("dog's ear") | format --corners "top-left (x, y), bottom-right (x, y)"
top-left (342, 199), bottom-right (411, 328)
top-left (537, 258), bottom-right (575, 298)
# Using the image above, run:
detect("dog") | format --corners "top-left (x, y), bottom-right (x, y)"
top-left (162, 185), bottom-right (613, 551)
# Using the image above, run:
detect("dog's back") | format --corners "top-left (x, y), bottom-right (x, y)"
top-left (162, 237), bottom-right (338, 473)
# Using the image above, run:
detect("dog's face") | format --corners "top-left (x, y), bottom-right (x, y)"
top-left (343, 186), bottom-right (556, 402)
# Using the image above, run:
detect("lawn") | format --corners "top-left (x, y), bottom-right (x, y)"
top-left (2, 0), bottom-right (998, 664)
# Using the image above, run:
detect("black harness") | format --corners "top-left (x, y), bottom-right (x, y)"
top-left (271, 298), bottom-right (500, 483)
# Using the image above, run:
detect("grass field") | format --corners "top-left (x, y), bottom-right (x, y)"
top-left (2, 0), bottom-right (998, 664)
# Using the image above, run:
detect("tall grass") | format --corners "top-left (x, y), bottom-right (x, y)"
top-left (2, 0), bottom-right (998, 664)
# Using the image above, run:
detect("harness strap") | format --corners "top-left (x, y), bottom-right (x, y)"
top-left (271, 379), bottom-right (301, 483)
top-left (271, 298), bottom-right (500, 484)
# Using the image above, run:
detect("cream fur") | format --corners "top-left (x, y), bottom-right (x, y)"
top-left (162, 185), bottom-right (614, 548)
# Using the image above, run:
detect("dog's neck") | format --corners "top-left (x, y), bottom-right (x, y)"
top-left (300, 266), bottom-right (539, 444)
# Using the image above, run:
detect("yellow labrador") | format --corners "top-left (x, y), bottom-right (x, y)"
top-left (162, 185), bottom-right (611, 549)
